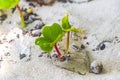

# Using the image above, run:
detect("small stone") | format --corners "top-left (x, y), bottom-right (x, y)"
top-left (86, 42), bottom-right (89, 45)
top-left (83, 36), bottom-right (87, 39)
top-left (31, 30), bottom-right (41, 37)
top-left (9, 39), bottom-right (14, 43)
top-left (100, 44), bottom-right (105, 50)
top-left (90, 61), bottom-right (103, 74)
top-left (29, 3), bottom-right (36, 7)
top-left (58, 0), bottom-right (67, 3)
top-left (22, 30), bottom-right (28, 35)
top-left (4, 52), bottom-right (11, 56)
top-left (59, 56), bottom-right (66, 62)
top-left (20, 54), bottom-right (26, 60)
top-left (81, 44), bottom-right (85, 49)
top-left (38, 54), bottom-right (43, 57)
top-left (34, 23), bottom-right (44, 29)
top-left (52, 54), bottom-right (58, 58)
top-left (0, 14), bottom-right (7, 21)
top-left (92, 49), bottom-right (96, 51)
top-left (11, 7), bottom-right (16, 13)
top-left (71, 44), bottom-right (80, 52)
top-left (16, 34), bottom-right (19, 38)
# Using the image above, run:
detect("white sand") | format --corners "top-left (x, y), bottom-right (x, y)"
top-left (0, 0), bottom-right (120, 80)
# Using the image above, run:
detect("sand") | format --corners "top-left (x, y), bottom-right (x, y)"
top-left (0, 0), bottom-right (120, 80)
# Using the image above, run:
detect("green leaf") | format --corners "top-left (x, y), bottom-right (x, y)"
top-left (0, 0), bottom-right (20, 9)
top-left (42, 23), bottom-right (63, 42)
top-left (35, 23), bottom-right (64, 53)
top-left (62, 13), bottom-right (71, 30)
top-left (35, 37), bottom-right (53, 52)
top-left (70, 27), bottom-right (83, 34)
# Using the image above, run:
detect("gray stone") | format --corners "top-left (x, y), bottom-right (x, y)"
top-left (31, 29), bottom-right (41, 37)
top-left (52, 51), bottom-right (90, 75)
top-left (90, 61), bottom-right (103, 74)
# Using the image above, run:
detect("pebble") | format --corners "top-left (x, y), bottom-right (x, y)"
top-left (20, 54), bottom-right (26, 60)
top-left (90, 61), bottom-right (103, 74)
top-left (0, 14), bottom-right (7, 22)
top-left (71, 44), bottom-right (80, 52)
top-left (99, 44), bottom-right (106, 50)
top-left (31, 29), bottom-right (41, 37)
top-left (0, 10), bottom-right (7, 21)
top-left (33, 0), bottom-right (55, 6)
top-left (81, 44), bottom-right (85, 49)
top-left (0, 57), bottom-right (3, 61)
top-left (16, 34), bottom-right (20, 38)
top-left (86, 42), bottom-right (89, 45)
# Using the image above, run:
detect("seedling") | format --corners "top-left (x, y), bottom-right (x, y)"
top-left (0, 0), bottom-right (26, 27)
top-left (35, 13), bottom-right (83, 58)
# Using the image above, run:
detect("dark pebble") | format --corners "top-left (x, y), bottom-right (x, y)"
top-left (83, 36), bottom-right (87, 39)
top-left (92, 49), bottom-right (96, 51)
top-left (72, 45), bottom-right (80, 52)
top-left (86, 42), bottom-right (89, 45)
top-left (38, 54), bottom-right (43, 57)
top-left (22, 30), bottom-right (28, 35)
top-left (35, 23), bottom-right (44, 29)
top-left (20, 54), bottom-right (26, 60)
top-left (11, 7), bottom-right (16, 13)
top-left (100, 44), bottom-right (105, 50)
top-left (0, 14), bottom-right (7, 21)
top-left (16, 34), bottom-right (19, 38)
top-left (58, 0), bottom-right (67, 3)
top-left (9, 39), bottom-right (14, 43)
top-left (52, 54), bottom-right (58, 58)
top-left (29, 3), bottom-right (36, 7)
top-left (47, 54), bottom-right (51, 59)
top-left (81, 44), bottom-right (85, 49)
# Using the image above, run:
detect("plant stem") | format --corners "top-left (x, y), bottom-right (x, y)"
top-left (16, 5), bottom-right (26, 28)
top-left (66, 32), bottom-right (70, 54)
top-left (54, 44), bottom-right (61, 57)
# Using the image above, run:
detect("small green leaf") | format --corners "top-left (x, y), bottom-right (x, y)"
top-left (42, 23), bottom-right (63, 42)
top-left (70, 27), bottom-right (83, 34)
top-left (0, 0), bottom-right (20, 9)
top-left (35, 37), bottom-right (53, 52)
top-left (62, 13), bottom-right (71, 30)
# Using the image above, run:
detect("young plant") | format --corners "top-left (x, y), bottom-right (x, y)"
top-left (35, 13), bottom-right (83, 57)
top-left (0, 0), bottom-right (26, 27)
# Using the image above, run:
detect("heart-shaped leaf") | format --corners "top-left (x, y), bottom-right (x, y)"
top-left (35, 37), bottom-right (53, 52)
top-left (0, 0), bottom-right (20, 9)
top-left (35, 23), bottom-right (63, 52)
top-left (62, 13), bottom-right (71, 30)
top-left (42, 23), bottom-right (63, 42)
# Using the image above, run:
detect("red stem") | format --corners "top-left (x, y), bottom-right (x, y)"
top-left (54, 44), bottom-right (61, 57)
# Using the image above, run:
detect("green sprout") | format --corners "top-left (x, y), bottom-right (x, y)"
top-left (35, 13), bottom-right (83, 57)
top-left (0, 0), bottom-right (26, 28)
